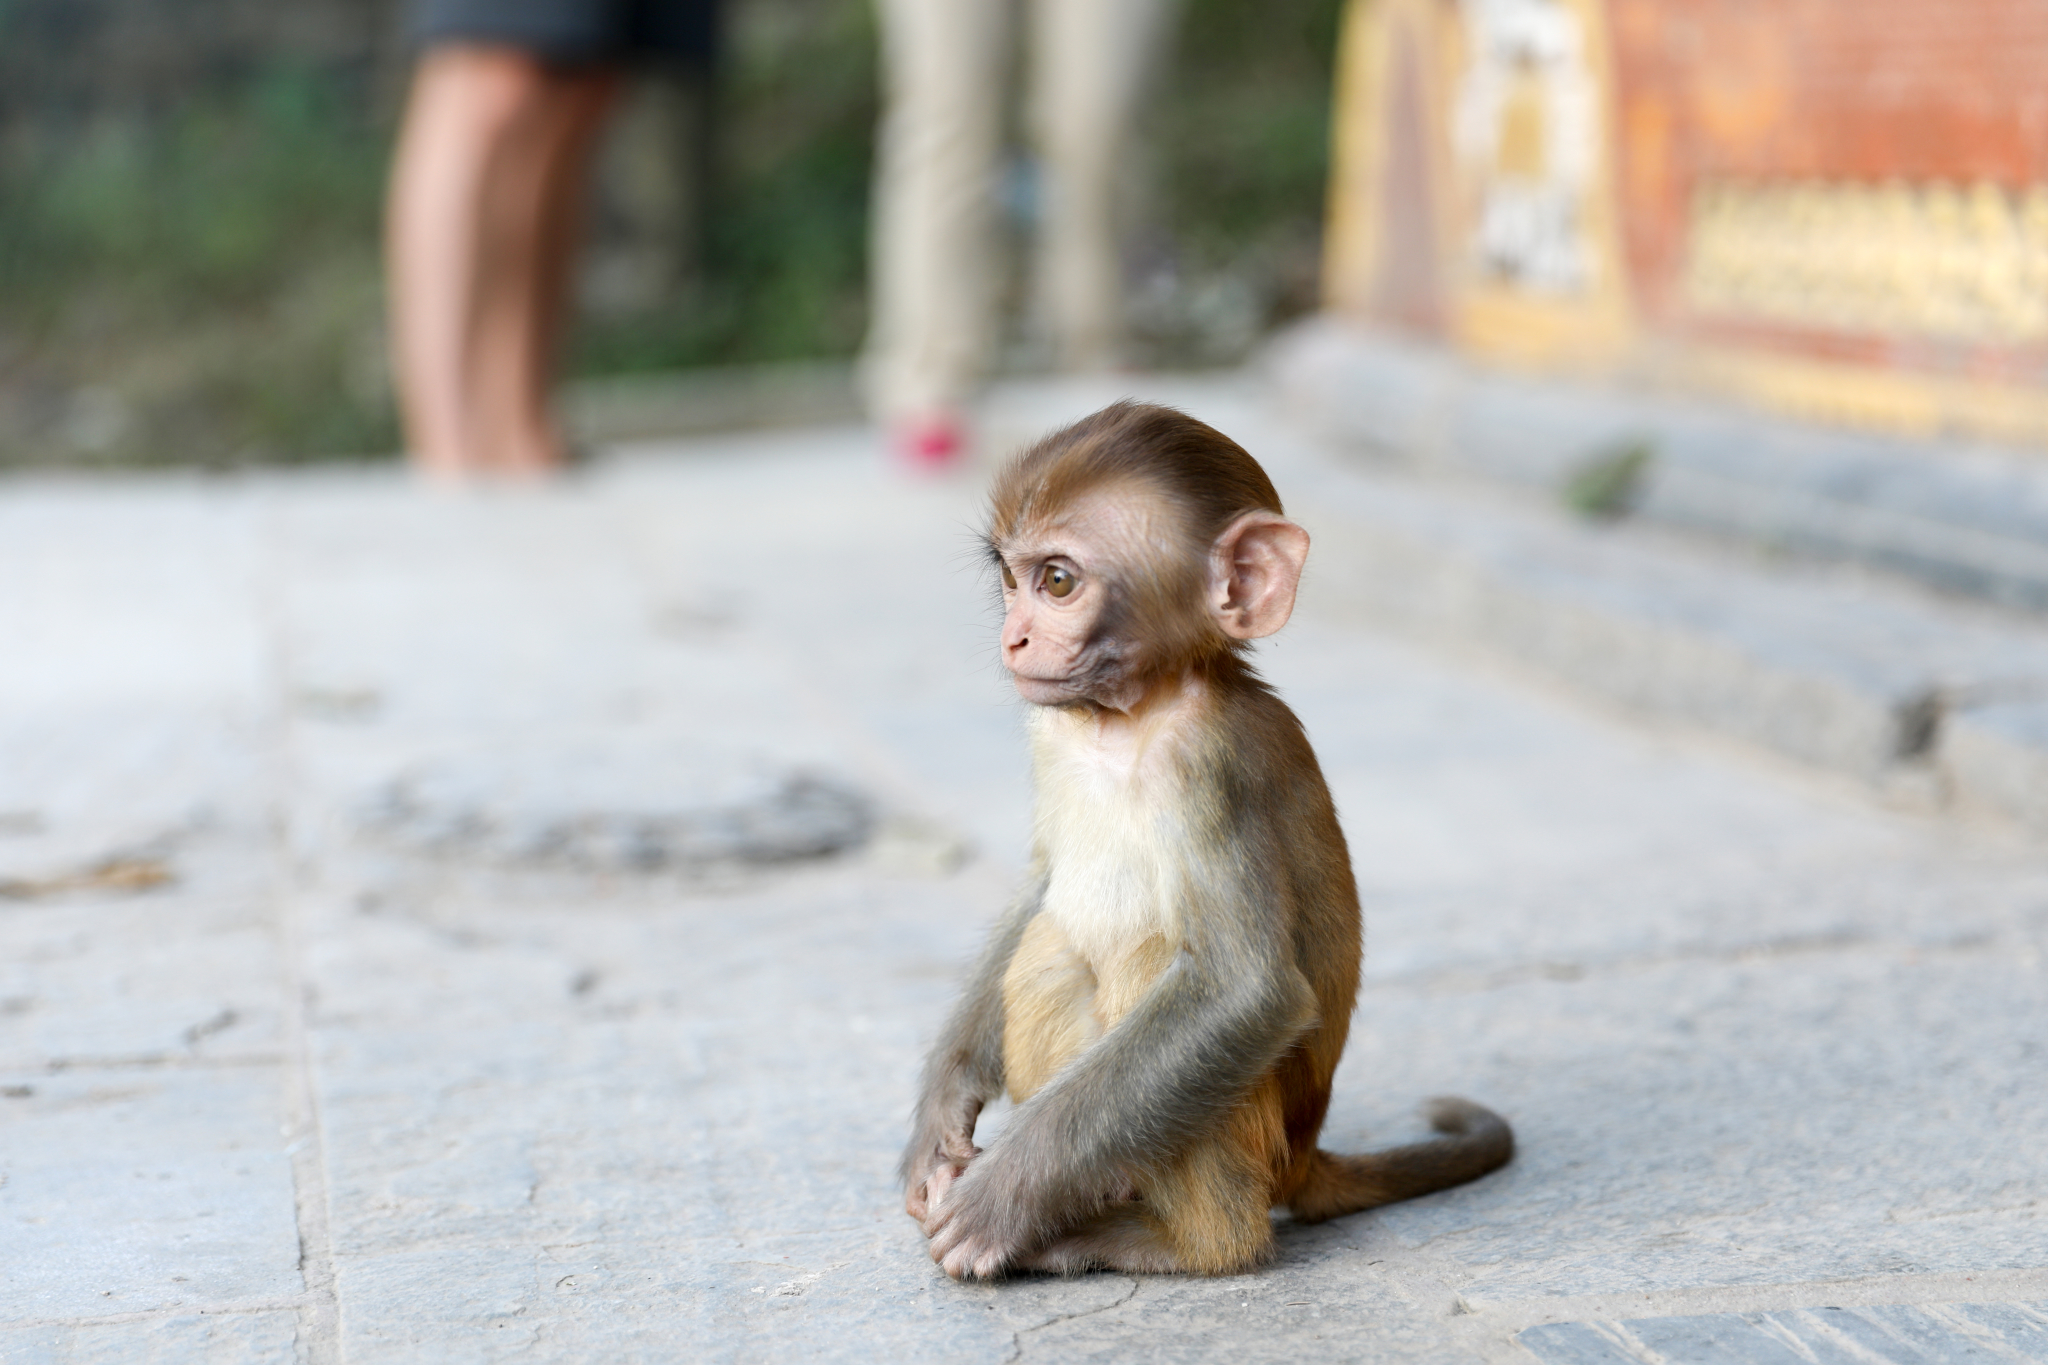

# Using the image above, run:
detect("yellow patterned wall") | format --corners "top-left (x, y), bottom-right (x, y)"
top-left (1686, 181), bottom-right (2048, 344)
top-left (1323, 0), bottom-right (2048, 447)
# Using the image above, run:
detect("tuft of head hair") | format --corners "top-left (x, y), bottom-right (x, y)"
top-left (988, 401), bottom-right (1283, 549)
top-left (988, 402), bottom-right (1286, 676)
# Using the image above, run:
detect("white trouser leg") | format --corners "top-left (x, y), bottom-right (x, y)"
top-left (1029, 0), bottom-right (1171, 371)
top-left (862, 0), bottom-right (1006, 422)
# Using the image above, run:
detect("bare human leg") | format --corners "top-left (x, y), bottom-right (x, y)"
top-left (387, 45), bottom-right (620, 481)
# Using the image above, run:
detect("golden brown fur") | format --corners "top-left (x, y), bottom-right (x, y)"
top-left (902, 402), bottom-right (1512, 1279)
top-left (999, 665), bottom-right (1364, 1273)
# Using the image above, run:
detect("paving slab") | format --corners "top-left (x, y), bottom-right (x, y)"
top-left (1519, 1301), bottom-right (2048, 1365)
top-left (0, 1312), bottom-right (303, 1365)
top-left (3, 393), bottom-right (2046, 1361)
top-left (0, 1066), bottom-right (303, 1323)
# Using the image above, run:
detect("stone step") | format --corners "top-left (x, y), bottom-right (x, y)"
top-left (1271, 318), bottom-right (2048, 614)
top-left (1278, 437), bottom-right (2048, 834)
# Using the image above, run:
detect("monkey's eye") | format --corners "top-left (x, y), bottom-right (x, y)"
top-left (1041, 565), bottom-right (1077, 598)
top-left (1000, 561), bottom-right (1017, 590)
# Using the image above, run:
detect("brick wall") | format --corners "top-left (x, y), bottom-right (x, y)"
top-left (1608, 0), bottom-right (2048, 375)
top-left (1324, 0), bottom-right (2048, 442)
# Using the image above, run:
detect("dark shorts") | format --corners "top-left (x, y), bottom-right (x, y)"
top-left (412, 0), bottom-right (718, 66)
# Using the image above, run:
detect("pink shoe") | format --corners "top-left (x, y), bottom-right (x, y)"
top-left (896, 412), bottom-right (967, 470)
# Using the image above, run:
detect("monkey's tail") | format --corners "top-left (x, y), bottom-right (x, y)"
top-left (1286, 1096), bottom-right (1513, 1224)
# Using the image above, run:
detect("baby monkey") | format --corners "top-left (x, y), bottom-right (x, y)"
top-left (902, 401), bottom-right (1512, 1279)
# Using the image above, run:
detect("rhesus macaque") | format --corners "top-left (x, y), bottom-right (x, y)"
top-left (902, 402), bottom-right (1512, 1279)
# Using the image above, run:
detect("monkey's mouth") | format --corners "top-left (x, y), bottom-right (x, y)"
top-left (1008, 664), bottom-right (1137, 710)
top-left (1006, 669), bottom-right (1090, 703)
top-left (1008, 670), bottom-right (1079, 691)
top-left (1005, 640), bottom-right (1133, 706)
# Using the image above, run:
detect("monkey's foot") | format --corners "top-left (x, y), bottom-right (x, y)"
top-left (931, 1231), bottom-right (1015, 1282)
top-left (1010, 1206), bottom-right (1190, 1276)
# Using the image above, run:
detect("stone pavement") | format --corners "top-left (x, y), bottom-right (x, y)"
top-left (2, 381), bottom-right (2046, 1362)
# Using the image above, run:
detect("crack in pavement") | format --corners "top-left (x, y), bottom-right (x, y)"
top-left (1007, 1277), bottom-right (1143, 1361)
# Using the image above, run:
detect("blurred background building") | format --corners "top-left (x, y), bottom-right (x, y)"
top-left (0, 0), bottom-right (1342, 468)
top-left (10, 0), bottom-right (2048, 470)
top-left (1324, 0), bottom-right (2048, 447)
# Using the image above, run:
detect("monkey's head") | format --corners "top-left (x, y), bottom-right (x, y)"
top-left (984, 402), bottom-right (1310, 711)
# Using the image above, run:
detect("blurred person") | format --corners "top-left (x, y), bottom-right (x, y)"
top-left (865, 0), bottom-right (1173, 468)
top-left (387, 0), bottom-right (717, 480)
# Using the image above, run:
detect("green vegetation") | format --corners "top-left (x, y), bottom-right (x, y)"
top-left (569, 0), bottom-right (880, 377)
top-left (1145, 0), bottom-right (1348, 361)
top-left (0, 65), bottom-right (395, 464)
top-left (0, 0), bottom-right (1347, 466)
top-left (1563, 440), bottom-right (1656, 521)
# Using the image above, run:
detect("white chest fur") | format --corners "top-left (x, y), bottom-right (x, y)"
top-left (1029, 707), bottom-right (1187, 968)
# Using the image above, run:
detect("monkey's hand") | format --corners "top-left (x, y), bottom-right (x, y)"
top-left (903, 1138), bottom-right (979, 1223)
top-left (901, 1098), bottom-right (983, 1223)
top-left (919, 1150), bottom-right (1040, 1281)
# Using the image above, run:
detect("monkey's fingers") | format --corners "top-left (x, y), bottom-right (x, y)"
top-left (904, 1183), bottom-right (930, 1222)
top-left (926, 1210), bottom-right (966, 1262)
top-left (934, 1232), bottom-right (978, 1279)
top-left (917, 1164), bottom-right (969, 1236)
top-left (938, 1237), bottom-right (1009, 1282)
top-left (927, 1213), bottom-right (1014, 1282)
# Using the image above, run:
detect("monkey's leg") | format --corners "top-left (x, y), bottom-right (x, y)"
top-left (1015, 1202), bottom-right (1186, 1275)
top-left (1021, 1088), bottom-right (1288, 1277)
top-left (1000, 914), bottom-right (1099, 1103)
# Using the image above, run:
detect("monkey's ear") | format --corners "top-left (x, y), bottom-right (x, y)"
top-left (1210, 513), bottom-right (1310, 640)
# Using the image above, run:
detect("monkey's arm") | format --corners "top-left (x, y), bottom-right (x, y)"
top-left (899, 869), bottom-right (1046, 1217)
top-left (923, 861), bottom-right (1316, 1278)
